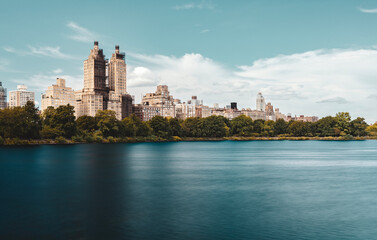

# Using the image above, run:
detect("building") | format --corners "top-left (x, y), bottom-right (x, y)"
top-left (265, 102), bottom-right (276, 121)
top-left (9, 85), bottom-right (34, 107)
top-left (231, 102), bottom-right (237, 110)
top-left (274, 108), bottom-right (287, 121)
top-left (175, 96), bottom-right (203, 119)
top-left (241, 109), bottom-right (266, 120)
top-left (41, 78), bottom-right (75, 112)
top-left (256, 92), bottom-right (266, 111)
top-left (75, 42), bottom-right (133, 120)
top-left (0, 81), bottom-right (6, 109)
top-left (141, 85), bottom-right (175, 120)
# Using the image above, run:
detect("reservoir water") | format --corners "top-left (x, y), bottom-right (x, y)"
top-left (1, 141), bottom-right (377, 239)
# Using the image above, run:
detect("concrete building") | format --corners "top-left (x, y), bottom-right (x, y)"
top-left (141, 85), bottom-right (175, 120)
top-left (75, 42), bottom-right (132, 120)
top-left (9, 85), bottom-right (34, 107)
top-left (175, 96), bottom-right (203, 119)
top-left (274, 108), bottom-right (287, 121)
top-left (265, 102), bottom-right (276, 121)
top-left (41, 78), bottom-right (75, 112)
top-left (0, 81), bottom-right (7, 109)
top-left (256, 92), bottom-right (266, 111)
top-left (241, 109), bottom-right (266, 121)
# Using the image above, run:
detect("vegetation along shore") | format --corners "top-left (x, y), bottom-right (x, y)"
top-left (1, 102), bottom-right (377, 146)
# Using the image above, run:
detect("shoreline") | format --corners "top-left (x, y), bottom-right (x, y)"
top-left (1, 136), bottom-right (377, 146)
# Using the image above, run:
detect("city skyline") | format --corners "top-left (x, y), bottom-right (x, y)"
top-left (2, 1), bottom-right (377, 122)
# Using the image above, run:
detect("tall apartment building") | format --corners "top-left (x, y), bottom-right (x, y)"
top-left (41, 78), bottom-right (75, 112)
top-left (256, 92), bottom-right (266, 111)
top-left (140, 85), bottom-right (175, 121)
top-left (75, 42), bottom-right (132, 120)
top-left (9, 85), bottom-right (34, 107)
top-left (265, 102), bottom-right (276, 121)
top-left (0, 81), bottom-right (7, 109)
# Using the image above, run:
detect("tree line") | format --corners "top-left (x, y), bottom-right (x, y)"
top-left (0, 102), bottom-right (376, 144)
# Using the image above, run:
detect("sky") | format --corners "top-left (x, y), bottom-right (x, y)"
top-left (2, 0), bottom-right (377, 122)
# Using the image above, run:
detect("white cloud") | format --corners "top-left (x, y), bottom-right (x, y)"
top-left (358, 7), bottom-right (377, 13)
top-left (317, 97), bottom-right (349, 104)
top-left (52, 68), bottom-right (63, 74)
top-left (3, 46), bottom-right (74, 59)
top-left (173, 1), bottom-right (215, 10)
top-left (128, 48), bottom-right (377, 122)
top-left (201, 29), bottom-right (210, 33)
top-left (67, 21), bottom-right (97, 43)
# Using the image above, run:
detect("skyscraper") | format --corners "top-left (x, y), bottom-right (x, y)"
top-left (0, 81), bottom-right (6, 109)
top-left (9, 85), bottom-right (34, 107)
top-left (108, 45), bottom-right (127, 94)
top-left (75, 41), bottom-right (133, 120)
top-left (256, 92), bottom-right (266, 111)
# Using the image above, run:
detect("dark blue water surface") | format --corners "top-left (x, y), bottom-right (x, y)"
top-left (1, 141), bottom-right (377, 239)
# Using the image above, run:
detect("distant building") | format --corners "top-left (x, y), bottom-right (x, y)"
top-left (175, 96), bottom-right (203, 119)
top-left (9, 85), bottom-right (34, 107)
top-left (274, 108), bottom-right (287, 121)
top-left (231, 102), bottom-right (237, 110)
top-left (265, 102), bottom-right (275, 121)
top-left (0, 81), bottom-right (6, 109)
top-left (41, 78), bottom-right (75, 112)
top-left (256, 92), bottom-right (266, 111)
top-left (241, 109), bottom-right (266, 120)
top-left (140, 85), bottom-right (175, 120)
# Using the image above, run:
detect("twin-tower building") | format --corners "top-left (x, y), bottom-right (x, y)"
top-left (75, 41), bottom-right (132, 119)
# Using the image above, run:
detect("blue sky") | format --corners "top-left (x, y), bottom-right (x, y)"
top-left (2, 0), bottom-right (377, 122)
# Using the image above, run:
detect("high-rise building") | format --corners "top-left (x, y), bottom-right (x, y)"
top-left (265, 102), bottom-right (275, 121)
top-left (75, 42), bottom-right (132, 120)
top-left (9, 85), bottom-right (34, 107)
top-left (0, 81), bottom-right (7, 109)
top-left (108, 45), bottom-right (127, 94)
top-left (256, 92), bottom-right (266, 111)
top-left (41, 78), bottom-right (75, 112)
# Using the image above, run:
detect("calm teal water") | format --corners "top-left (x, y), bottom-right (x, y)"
top-left (1, 141), bottom-right (377, 239)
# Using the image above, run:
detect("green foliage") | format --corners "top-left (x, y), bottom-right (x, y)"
top-left (76, 115), bottom-right (98, 133)
top-left (0, 101), bottom-right (41, 139)
top-left (231, 115), bottom-right (253, 136)
top-left (252, 119), bottom-right (265, 136)
top-left (263, 120), bottom-right (275, 137)
top-left (314, 116), bottom-right (337, 137)
top-left (182, 117), bottom-right (203, 137)
top-left (202, 115), bottom-right (229, 137)
top-left (149, 115), bottom-right (170, 138)
top-left (96, 110), bottom-right (122, 137)
top-left (335, 112), bottom-right (351, 136)
top-left (42, 105), bottom-right (76, 138)
top-left (169, 118), bottom-right (182, 136)
top-left (288, 121), bottom-right (311, 137)
top-left (350, 117), bottom-right (368, 137)
top-left (122, 114), bottom-right (151, 137)
top-left (0, 136), bottom-right (4, 145)
top-left (366, 122), bottom-right (377, 136)
top-left (274, 118), bottom-right (288, 135)
top-left (55, 136), bottom-right (67, 144)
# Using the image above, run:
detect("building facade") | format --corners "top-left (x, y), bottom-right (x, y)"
top-left (141, 85), bottom-right (175, 120)
top-left (256, 92), bottom-right (266, 112)
top-left (75, 42), bottom-right (132, 120)
top-left (41, 78), bottom-right (75, 112)
top-left (9, 85), bottom-right (34, 107)
top-left (0, 81), bottom-right (6, 109)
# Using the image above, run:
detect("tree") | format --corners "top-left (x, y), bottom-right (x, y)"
top-left (350, 117), bottom-right (368, 136)
top-left (252, 119), bottom-right (265, 136)
top-left (262, 120), bottom-right (275, 137)
top-left (288, 121), bottom-right (310, 137)
top-left (41, 104), bottom-right (76, 138)
top-left (182, 117), bottom-right (203, 137)
top-left (274, 118), bottom-right (288, 135)
top-left (76, 115), bottom-right (98, 134)
top-left (23, 101), bottom-right (42, 139)
top-left (149, 115), bottom-right (170, 138)
top-left (169, 118), bottom-right (182, 136)
top-left (366, 122), bottom-right (377, 136)
top-left (96, 110), bottom-right (122, 137)
top-left (230, 115), bottom-right (253, 136)
top-left (335, 112), bottom-right (351, 136)
top-left (314, 116), bottom-right (337, 137)
top-left (202, 116), bottom-right (229, 137)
